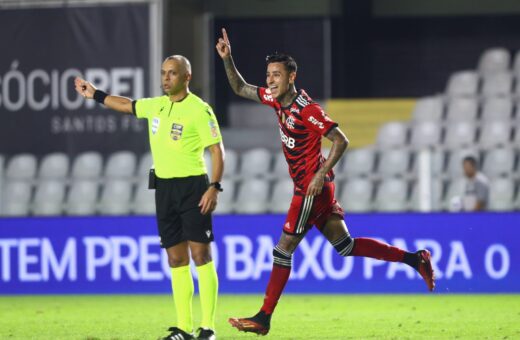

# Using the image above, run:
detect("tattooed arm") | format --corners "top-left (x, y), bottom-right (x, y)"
top-left (216, 28), bottom-right (260, 103)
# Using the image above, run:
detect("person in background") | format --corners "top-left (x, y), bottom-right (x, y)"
top-left (462, 155), bottom-right (489, 211)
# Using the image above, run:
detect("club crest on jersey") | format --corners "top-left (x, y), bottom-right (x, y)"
top-left (170, 123), bottom-right (183, 140)
top-left (263, 88), bottom-right (274, 102)
top-left (209, 120), bottom-right (218, 138)
top-left (151, 117), bottom-right (160, 135)
top-left (285, 115), bottom-right (295, 130)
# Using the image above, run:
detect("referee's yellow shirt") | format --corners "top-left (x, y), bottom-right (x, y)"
top-left (133, 93), bottom-right (222, 179)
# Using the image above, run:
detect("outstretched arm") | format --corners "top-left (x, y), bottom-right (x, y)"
top-left (306, 127), bottom-right (349, 196)
top-left (74, 77), bottom-right (133, 114)
top-left (216, 28), bottom-right (260, 102)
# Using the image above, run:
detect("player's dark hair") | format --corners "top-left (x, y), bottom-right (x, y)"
top-left (266, 52), bottom-right (297, 73)
top-left (463, 155), bottom-right (478, 167)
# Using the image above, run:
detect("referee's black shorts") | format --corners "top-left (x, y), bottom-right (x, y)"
top-left (155, 174), bottom-right (214, 248)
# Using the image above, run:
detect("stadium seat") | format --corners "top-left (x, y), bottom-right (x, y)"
top-left (482, 147), bottom-right (515, 178)
top-left (409, 121), bottom-right (442, 149)
top-left (223, 149), bottom-right (238, 178)
top-left (481, 72), bottom-right (513, 97)
top-left (374, 178), bottom-right (409, 212)
top-left (6, 153), bottom-right (37, 180)
top-left (132, 181), bottom-right (155, 215)
top-left (444, 122), bottom-right (476, 148)
top-left (137, 152), bottom-right (153, 177)
top-left (443, 177), bottom-right (466, 211)
top-left (411, 96), bottom-right (444, 122)
top-left (376, 148), bottom-right (410, 178)
top-left (99, 180), bottom-right (132, 215)
top-left (270, 151), bottom-right (290, 179)
top-left (409, 178), bottom-right (443, 212)
top-left (214, 178), bottom-right (235, 214)
top-left (268, 178), bottom-right (293, 213)
top-left (0, 181), bottom-right (32, 216)
top-left (376, 122), bottom-right (408, 148)
top-left (239, 147), bottom-right (272, 178)
top-left (445, 97), bottom-right (478, 122)
top-left (445, 149), bottom-right (480, 179)
top-left (38, 153), bottom-right (69, 180)
top-left (339, 147), bottom-right (376, 179)
top-left (478, 48), bottom-right (511, 75)
top-left (104, 151), bottom-right (137, 179)
top-left (66, 180), bottom-right (98, 215)
top-left (488, 177), bottom-right (514, 211)
top-left (339, 178), bottom-right (373, 212)
top-left (71, 152), bottom-right (103, 180)
top-left (481, 97), bottom-right (513, 122)
top-left (479, 121), bottom-right (511, 148)
top-left (32, 180), bottom-right (66, 216)
top-left (445, 71), bottom-right (479, 97)
top-left (234, 178), bottom-right (270, 214)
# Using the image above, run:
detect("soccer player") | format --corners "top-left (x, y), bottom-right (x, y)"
top-left (216, 29), bottom-right (435, 336)
top-left (74, 55), bottom-right (221, 340)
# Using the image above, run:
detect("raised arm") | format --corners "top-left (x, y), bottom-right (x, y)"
top-left (74, 77), bottom-right (133, 114)
top-left (216, 28), bottom-right (260, 102)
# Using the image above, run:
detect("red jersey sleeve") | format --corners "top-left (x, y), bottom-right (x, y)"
top-left (300, 103), bottom-right (338, 136)
top-left (257, 87), bottom-right (277, 108)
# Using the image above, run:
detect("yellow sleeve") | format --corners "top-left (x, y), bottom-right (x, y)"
top-left (133, 97), bottom-right (160, 119)
top-left (196, 105), bottom-right (223, 148)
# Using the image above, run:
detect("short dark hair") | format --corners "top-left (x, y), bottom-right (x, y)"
top-left (463, 155), bottom-right (478, 167)
top-left (266, 52), bottom-right (297, 73)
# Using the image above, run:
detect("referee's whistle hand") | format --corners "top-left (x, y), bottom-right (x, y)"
top-left (199, 188), bottom-right (218, 215)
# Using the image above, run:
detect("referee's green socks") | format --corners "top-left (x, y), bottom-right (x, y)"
top-left (171, 265), bottom-right (194, 333)
top-left (196, 261), bottom-right (219, 330)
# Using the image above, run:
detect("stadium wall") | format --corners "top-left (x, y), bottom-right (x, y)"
top-left (0, 213), bottom-right (518, 294)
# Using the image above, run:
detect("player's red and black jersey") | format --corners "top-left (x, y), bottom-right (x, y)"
top-left (257, 87), bottom-right (338, 194)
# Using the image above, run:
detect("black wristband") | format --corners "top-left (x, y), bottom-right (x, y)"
top-left (210, 182), bottom-right (223, 192)
top-left (93, 90), bottom-right (108, 104)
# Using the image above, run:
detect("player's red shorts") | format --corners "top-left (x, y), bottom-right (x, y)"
top-left (283, 181), bottom-right (344, 235)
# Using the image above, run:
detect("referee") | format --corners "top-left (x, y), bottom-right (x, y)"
top-left (75, 55), bottom-right (223, 340)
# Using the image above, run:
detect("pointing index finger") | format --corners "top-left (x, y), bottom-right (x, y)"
top-left (222, 28), bottom-right (230, 44)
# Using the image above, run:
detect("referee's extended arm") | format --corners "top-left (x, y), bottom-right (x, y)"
top-left (74, 77), bottom-right (133, 114)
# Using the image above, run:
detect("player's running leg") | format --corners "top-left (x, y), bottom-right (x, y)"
top-left (228, 232), bottom-right (305, 335)
top-left (319, 215), bottom-right (435, 291)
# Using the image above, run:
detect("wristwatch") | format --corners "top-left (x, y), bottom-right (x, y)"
top-left (210, 182), bottom-right (223, 192)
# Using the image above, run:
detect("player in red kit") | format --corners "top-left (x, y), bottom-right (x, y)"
top-left (216, 28), bottom-right (435, 336)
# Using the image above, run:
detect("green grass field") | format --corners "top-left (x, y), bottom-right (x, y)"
top-left (1, 294), bottom-right (519, 339)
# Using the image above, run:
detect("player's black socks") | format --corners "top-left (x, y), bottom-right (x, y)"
top-left (403, 251), bottom-right (419, 270)
top-left (251, 310), bottom-right (272, 326)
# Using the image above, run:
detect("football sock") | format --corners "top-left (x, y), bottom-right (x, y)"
top-left (260, 245), bottom-right (292, 315)
top-left (350, 237), bottom-right (406, 263)
top-left (196, 261), bottom-right (218, 330)
top-left (249, 310), bottom-right (272, 326)
top-left (171, 265), bottom-right (194, 333)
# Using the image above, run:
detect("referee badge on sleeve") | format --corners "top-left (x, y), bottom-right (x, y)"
top-left (151, 117), bottom-right (160, 135)
top-left (209, 120), bottom-right (218, 138)
top-left (170, 123), bottom-right (183, 140)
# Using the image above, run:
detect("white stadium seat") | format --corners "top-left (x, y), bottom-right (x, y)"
top-left (38, 153), bottom-right (69, 180)
top-left (339, 178), bottom-right (373, 213)
top-left (234, 179), bottom-right (270, 214)
top-left (445, 97), bottom-right (478, 122)
top-left (339, 147), bottom-right (376, 179)
top-left (488, 178), bottom-right (514, 211)
top-left (411, 96), bottom-right (444, 122)
top-left (71, 151), bottom-right (103, 180)
top-left (409, 121), bottom-right (442, 149)
top-left (268, 178), bottom-right (293, 213)
top-left (6, 153), bottom-right (37, 180)
top-left (444, 122), bottom-right (476, 148)
top-left (374, 178), bottom-right (409, 212)
top-left (1, 181), bottom-right (32, 216)
top-left (239, 147), bottom-right (272, 178)
top-left (99, 180), bottom-right (133, 215)
top-left (478, 48), bottom-right (511, 75)
top-left (66, 180), bottom-right (98, 215)
top-left (446, 71), bottom-right (479, 97)
top-left (104, 151), bottom-right (137, 179)
top-left (32, 180), bottom-right (66, 216)
top-left (481, 97), bottom-right (513, 122)
top-left (376, 122), bottom-right (408, 148)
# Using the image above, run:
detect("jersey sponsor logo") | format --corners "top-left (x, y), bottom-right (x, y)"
top-left (308, 116), bottom-right (324, 129)
top-left (279, 127), bottom-right (295, 149)
top-left (206, 230), bottom-right (212, 238)
top-left (170, 123), bottom-right (183, 140)
top-left (209, 120), bottom-right (218, 138)
top-left (151, 117), bottom-right (160, 135)
top-left (286, 115), bottom-right (295, 130)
